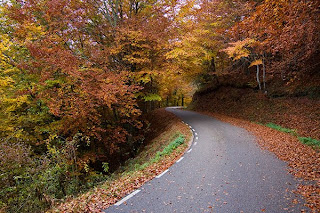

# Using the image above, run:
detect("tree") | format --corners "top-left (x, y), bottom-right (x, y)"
top-left (233, 0), bottom-right (320, 80)
top-left (223, 38), bottom-right (266, 91)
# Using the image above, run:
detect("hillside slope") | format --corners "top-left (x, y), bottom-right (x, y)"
top-left (190, 72), bottom-right (320, 211)
top-left (191, 72), bottom-right (320, 140)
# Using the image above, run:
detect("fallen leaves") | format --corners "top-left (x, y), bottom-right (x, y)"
top-left (47, 109), bottom-right (192, 213)
top-left (197, 111), bottom-right (320, 212)
top-left (193, 85), bottom-right (320, 140)
top-left (192, 82), bottom-right (319, 211)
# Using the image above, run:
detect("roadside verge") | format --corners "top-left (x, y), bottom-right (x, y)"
top-left (48, 109), bottom-right (192, 213)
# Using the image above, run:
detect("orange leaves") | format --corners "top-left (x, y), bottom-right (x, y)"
top-left (223, 38), bottom-right (256, 61)
top-left (193, 91), bottom-right (320, 211)
top-left (249, 59), bottom-right (263, 68)
top-left (51, 109), bottom-right (191, 212)
top-left (1, 3), bottom-right (152, 174)
top-left (233, 0), bottom-right (320, 76)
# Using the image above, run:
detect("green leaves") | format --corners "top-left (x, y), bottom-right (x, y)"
top-left (142, 93), bottom-right (162, 102)
top-left (102, 162), bottom-right (109, 173)
top-left (298, 137), bottom-right (320, 148)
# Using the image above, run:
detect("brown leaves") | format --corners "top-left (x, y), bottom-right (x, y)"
top-left (49, 110), bottom-right (191, 212)
top-left (234, 0), bottom-right (320, 75)
top-left (194, 99), bottom-right (320, 211)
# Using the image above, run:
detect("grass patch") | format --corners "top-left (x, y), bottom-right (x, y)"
top-left (126, 133), bottom-right (185, 171)
top-left (265, 123), bottom-right (297, 135)
top-left (50, 130), bottom-right (190, 212)
top-left (298, 137), bottom-right (320, 147)
top-left (50, 109), bottom-right (193, 212)
top-left (152, 134), bottom-right (185, 163)
top-left (264, 123), bottom-right (319, 148)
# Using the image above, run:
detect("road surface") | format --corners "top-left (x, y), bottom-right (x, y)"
top-left (105, 108), bottom-right (307, 213)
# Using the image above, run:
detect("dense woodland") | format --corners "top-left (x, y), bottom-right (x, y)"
top-left (0, 0), bottom-right (319, 212)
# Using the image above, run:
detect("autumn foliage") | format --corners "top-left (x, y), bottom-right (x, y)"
top-left (0, 0), bottom-right (319, 212)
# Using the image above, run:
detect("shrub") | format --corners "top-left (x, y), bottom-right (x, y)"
top-left (0, 134), bottom-right (108, 213)
top-left (0, 141), bottom-right (49, 212)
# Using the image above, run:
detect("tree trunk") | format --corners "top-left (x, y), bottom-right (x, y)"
top-left (262, 59), bottom-right (266, 92)
top-left (256, 65), bottom-right (261, 90)
top-left (181, 94), bottom-right (184, 106)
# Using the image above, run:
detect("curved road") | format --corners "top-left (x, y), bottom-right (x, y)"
top-left (105, 108), bottom-right (307, 213)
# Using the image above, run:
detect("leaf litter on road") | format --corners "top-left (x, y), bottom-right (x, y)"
top-left (197, 111), bottom-right (319, 212)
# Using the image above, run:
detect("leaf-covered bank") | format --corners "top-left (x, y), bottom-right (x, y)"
top-left (196, 112), bottom-right (320, 211)
top-left (191, 72), bottom-right (320, 140)
top-left (49, 108), bottom-right (192, 212)
top-left (190, 80), bottom-right (320, 211)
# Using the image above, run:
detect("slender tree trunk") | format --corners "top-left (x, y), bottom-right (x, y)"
top-left (256, 65), bottom-right (261, 90)
top-left (112, 108), bottom-right (118, 121)
top-left (262, 59), bottom-right (266, 92)
top-left (181, 94), bottom-right (184, 107)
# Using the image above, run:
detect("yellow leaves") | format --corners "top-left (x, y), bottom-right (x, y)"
top-left (0, 34), bottom-right (11, 52)
top-left (136, 74), bottom-right (152, 84)
top-left (112, 29), bottom-right (155, 68)
top-left (116, 29), bottom-right (147, 48)
top-left (194, 28), bottom-right (211, 37)
top-left (2, 67), bottom-right (19, 74)
top-left (223, 38), bottom-right (256, 60)
top-left (0, 34), bottom-right (16, 66)
top-left (25, 23), bottom-right (45, 39)
top-left (124, 54), bottom-right (151, 65)
top-left (165, 47), bottom-right (188, 59)
top-left (5, 95), bottom-right (30, 112)
top-left (142, 93), bottom-right (162, 102)
top-left (0, 76), bottom-right (14, 87)
top-left (16, 22), bottom-right (45, 43)
top-left (0, 76), bottom-right (15, 93)
top-left (165, 18), bottom-right (219, 81)
top-left (130, 69), bottom-right (157, 84)
top-left (249, 59), bottom-right (263, 68)
top-left (125, 30), bottom-right (146, 44)
top-left (166, 32), bottom-right (206, 61)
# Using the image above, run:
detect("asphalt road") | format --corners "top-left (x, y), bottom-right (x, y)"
top-left (105, 107), bottom-right (308, 213)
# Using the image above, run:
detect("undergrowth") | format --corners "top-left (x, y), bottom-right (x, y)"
top-left (49, 129), bottom-right (189, 212)
top-left (126, 133), bottom-right (185, 171)
top-left (151, 134), bottom-right (185, 163)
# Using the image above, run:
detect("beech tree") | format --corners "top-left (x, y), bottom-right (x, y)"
top-left (233, 0), bottom-right (320, 80)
